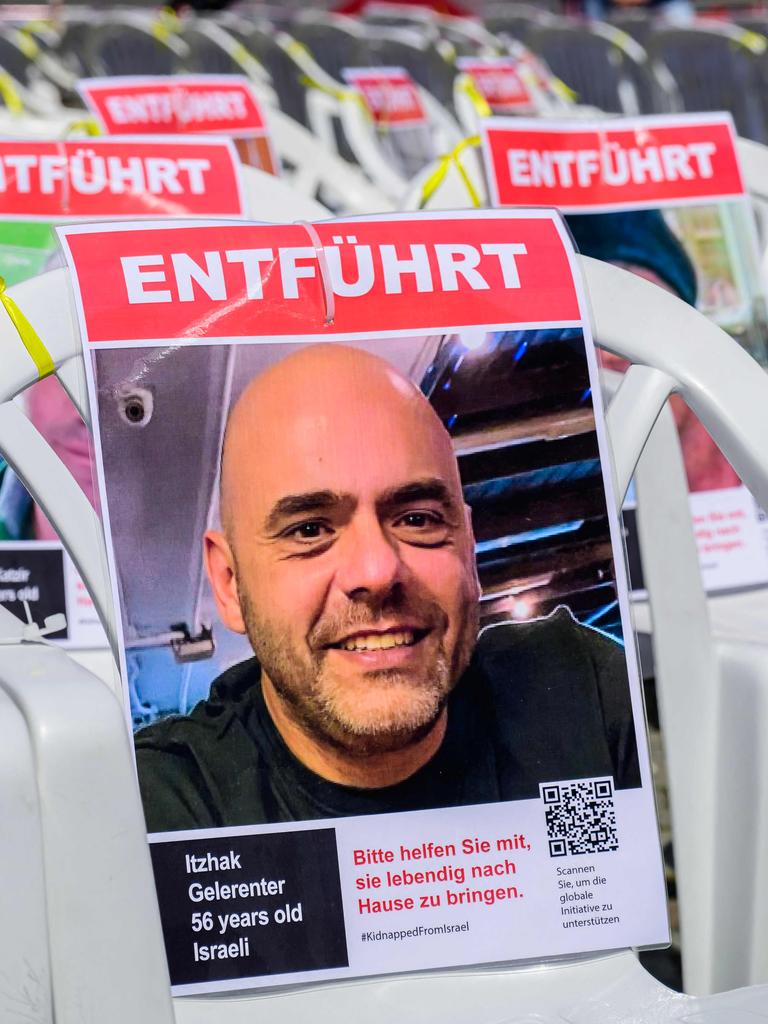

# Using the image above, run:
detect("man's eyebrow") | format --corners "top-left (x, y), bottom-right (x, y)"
top-left (377, 478), bottom-right (457, 511)
top-left (264, 491), bottom-right (351, 532)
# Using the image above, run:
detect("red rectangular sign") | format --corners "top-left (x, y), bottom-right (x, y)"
top-left (58, 212), bottom-right (581, 343)
top-left (0, 137), bottom-right (246, 218)
top-left (481, 115), bottom-right (745, 212)
top-left (457, 58), bottom-right (533, 112)
top-left (78, 75), bottom-right (268, 135)
top-left (342, 67), bottom-right (427, 126)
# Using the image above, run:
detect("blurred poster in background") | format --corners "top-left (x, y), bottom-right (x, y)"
top-left (78, 74), bottom-right (281, 176)
top-left (480, 112), bottom-right (768, 593)
top-left (0, 136), bottom-right (246, 645)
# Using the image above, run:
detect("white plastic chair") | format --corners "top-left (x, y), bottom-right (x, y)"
top-left (0, 606), bottom-right (52, 1023)
top-left (3, 251), bottom-right (768, 1016)
top-left (452, 71), bottom-right (547, 138)
top-left (301, 81), bottom-right (462, 204)
top-left (626, 134), bottom-right (768, 662)
top-left (401, 129), bottom-right (768, 993)
top-left (735, 136), bottom-right (768, 294)
top-left (280, 32), bottom-right (462, 205)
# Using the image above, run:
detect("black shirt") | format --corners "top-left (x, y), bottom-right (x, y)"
top-left (135, 608), bottom-right (640, 832)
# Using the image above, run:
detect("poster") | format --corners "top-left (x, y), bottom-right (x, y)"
top-left (456, 57), bottom-right (536, 115)
top-left (0, 136), bottom-right (246, 647)
top-left (341, 67), bottom-right (428, 127)
top-left (480, 113), bottom-right (768, 594)
top-left (342, 66), bottom-right (435, 178)
top-left (77, 74), bottom-right (280, 177)
top-left (59, 209), bottom-right (667, 993)
top-left (0, 135), bottom-right (246, 281)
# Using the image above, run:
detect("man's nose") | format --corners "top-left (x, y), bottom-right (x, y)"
top-left (334, 514), bottom-right (404, 599)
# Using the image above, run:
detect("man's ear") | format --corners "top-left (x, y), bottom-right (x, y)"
top-left (204, 529), bottom-right (247, 634)
top-left (463, 502), bottom-right (482, 602)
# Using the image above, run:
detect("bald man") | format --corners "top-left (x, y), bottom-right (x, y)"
top-left (135, 344), bottom-right (639, 831)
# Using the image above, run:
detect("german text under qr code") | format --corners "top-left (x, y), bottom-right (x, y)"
top-left (540, 779), bottom-right (618, 857)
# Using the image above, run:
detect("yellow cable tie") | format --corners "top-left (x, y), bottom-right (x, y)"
top-left (156, 6), bottom-right (181, 34)
top-left (457, 73), bottom-right (492, 118)
top-left (610, 28), bottom-right (633, 55)
top-left (65, 117), bottom-right (101, 137)
top-left (22, 19), bottom-right (53, 32)
top-left (284, 38), bottom-right (311, 60)
top-left (420, 156), bottom-right (451, 205)
top-left (420, 135), bottom-right (481, 209)
top-left (151, 21), bottom-right (171, 43)
top-left (14, 29), bottom-right (40, 60)
top-left (551, 77), bottom-right (577, 103)
top-left (231, 41), bottom-right (260, 72)
top-left (299, 74), bottom-right (370, 112)
top-left (151, 8), bottom-right (181, 45)
top-left (437, 39), bottom-right (457, 65)
top-left (0, 277), bottom-right (54, 379)
top-left (453, 135), bottom-right (482, 208)
top-left (286, 37), bottom-right (367, 112)
top-left (739, 29), bottom-right (767, 54)
top-left (0, 72), bottom-right (24, 115)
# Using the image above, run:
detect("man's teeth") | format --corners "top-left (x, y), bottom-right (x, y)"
top-left (340, 631), bottom-right (415, 652)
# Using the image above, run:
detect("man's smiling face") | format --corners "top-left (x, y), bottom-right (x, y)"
top-left (205, 344), bottom-right (480, 757)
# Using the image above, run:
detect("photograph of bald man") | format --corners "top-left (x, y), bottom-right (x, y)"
top-left (135, 343), bottom-right (640, 832)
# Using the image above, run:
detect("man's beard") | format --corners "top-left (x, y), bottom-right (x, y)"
top-left (238, 583), bottom-right (479, 758)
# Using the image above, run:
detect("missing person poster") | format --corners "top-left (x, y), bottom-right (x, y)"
top-left (480, 113), bottom-right (768, 594)
top-left (58, 210), bottom-right (668, 994)
top-left (341, 66), bottom-right (436, 179)
top-left (0, 136), bottom-right (246, 648)
top-left (77, 74), bottom-right (280, 177)
top-left (456, 57), bottom-right (536, 115)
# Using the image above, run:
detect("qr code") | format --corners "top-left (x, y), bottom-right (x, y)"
top-left (541, 778), bottom-right (618, 857)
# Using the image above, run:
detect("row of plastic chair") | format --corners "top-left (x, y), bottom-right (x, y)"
top-left (9, 5), bottom-right (768, 143)
top-left (4, 5), bottom-right (750, 206)
top-left (488, 5), bottom-right (768, 143)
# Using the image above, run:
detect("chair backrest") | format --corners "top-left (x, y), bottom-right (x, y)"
top-left (359, 26), bottom-right (460, 113)
top-left (607, 10), bottom-right (656, 48)
top-left (595, 22), bottom-right (682, 114)
top-left (4, 257), bottom-right (768, 1014)
top-left (406, 133), bottom-right (768, 990)
top-left (0, 30), bottom-right (39, 88)
top-left (84, 19), bottom-right (189, 78)
top-left (734, 136), bottom-right (768, 284)
top-left (484, 3), bottom-right (558, 46)
top-left (646, 23), bottom-right (768, 143)
top-left (288, 13), bottom-right (369, 81)
top-left (0, 33), bottom-right (65, 117)
top-left (526, 22), bottom-right (644, 115)
top-left (437, 16), bottom-right (503, 58)
top-left (285, 17), bottom-right (464, 188)
top-left (53, 17), bottom-right (98, 77)
top-left (180, 20), bottom-right (272, 83)
top-left (241, 24), bottom-right (317, 129)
